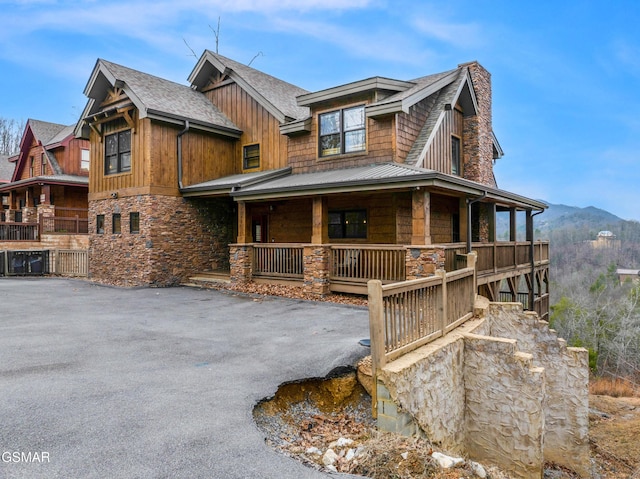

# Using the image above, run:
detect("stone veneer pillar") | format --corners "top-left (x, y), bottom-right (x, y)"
top-left (460, 61), bottom-right (496, 188)
top-left (405, 247), bottom-right (445, 280)
top-left (229, 244), bottom-right (253, 284)
top-left (303, 245), bottom-right (331, 296)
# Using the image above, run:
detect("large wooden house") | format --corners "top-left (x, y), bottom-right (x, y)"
top-left (0, 119), bottom-right (90, 245)
top-left (77, 52), bottom-right (549, 318)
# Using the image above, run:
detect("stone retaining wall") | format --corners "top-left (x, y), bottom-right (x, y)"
top-left (377, 301), bottom-right (589, 478)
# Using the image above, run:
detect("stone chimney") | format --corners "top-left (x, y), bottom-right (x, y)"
top-left (459, 61), bottom-right (496, 188)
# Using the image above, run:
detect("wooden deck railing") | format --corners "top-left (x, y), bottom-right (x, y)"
top-left (444, 241), bottom-right (549, 276)
top-left (41, 216), bottom-right (89, 234)
top-left (0, 222), bottom-right (39, 241)
top-left (252, 244), bottom-right (304, 278)
top-left (329, 245), bottom-right (406, 283)
top-left (368, 253), bottom-right (476, 370)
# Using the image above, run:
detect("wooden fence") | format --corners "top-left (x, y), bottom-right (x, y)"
top-left (54, 249), bottom-right (88, 277)
top-left (330, 245), bottom-right (406, 285)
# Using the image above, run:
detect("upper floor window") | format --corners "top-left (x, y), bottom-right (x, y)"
top-left (451, 136), bottom-right (461, 176)
top-left (29, 156), bottom-right (34, 177)
top-left (41, 153), bottom-right (47, 175)
top-left (243, 144), bottom-right (260, 169)
top-left (105, 129), bottom-right (131, 175)
top-left (81, 149), bottom-right (90, 171)
top-left (319, 105), bottom-right (365, 157)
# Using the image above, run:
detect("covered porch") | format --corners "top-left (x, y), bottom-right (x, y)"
top-left (183, 164), bottom-right (550, 319)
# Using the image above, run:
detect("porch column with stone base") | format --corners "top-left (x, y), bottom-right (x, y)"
top-left (229, 244), bottom-right (253, 284)
top-left (303, 245), bottom-right (331, 296)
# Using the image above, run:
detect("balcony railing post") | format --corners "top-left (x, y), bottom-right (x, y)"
top-left (436, 269), bottom-right (447, 336)
top-left (466, 252), bottom-right (478, 310)
top-left (368, 279), bottom-right (384, 419)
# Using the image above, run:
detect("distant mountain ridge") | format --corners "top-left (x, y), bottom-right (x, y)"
top-left (535, 203), bottom-right (623, 236)
top-left (497, 203), bottom-right (632, 241)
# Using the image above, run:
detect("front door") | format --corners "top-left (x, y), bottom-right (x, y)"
top-left (252, 215), bottom-right (268, 243)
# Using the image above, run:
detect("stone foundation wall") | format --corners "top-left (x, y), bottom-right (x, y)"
top-left (89, 195), bottom-right (230, 287)
top-left (377, 301), bottom-right (590, 478)
top-left (484, 303), bottom-right (590, 477)
top-left (463, 333), bottom-right (545, 479)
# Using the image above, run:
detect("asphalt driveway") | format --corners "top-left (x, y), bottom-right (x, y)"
top-left (0, 278), bottom-right (370, 479)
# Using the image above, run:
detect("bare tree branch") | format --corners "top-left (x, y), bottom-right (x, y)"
top-left (183, 38), bottom-right (197, 58)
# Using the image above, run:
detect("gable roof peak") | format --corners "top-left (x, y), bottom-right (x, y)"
top-left (189, 50), bottom-right (310, 122)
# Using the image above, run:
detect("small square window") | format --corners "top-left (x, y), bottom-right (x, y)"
top-left (130, 212), bottom-right (140, 234)
top-left (243, 144), bottom-right (260, 169)
top-left (96, 215), bottom-right (105, 234)
top-left (112, 213), bottom-right (121, 234)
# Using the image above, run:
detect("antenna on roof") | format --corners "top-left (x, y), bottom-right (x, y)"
top-left (248, 51), bottom-right (263, 67)
top-left (183, 38), bottom-right (197, 58)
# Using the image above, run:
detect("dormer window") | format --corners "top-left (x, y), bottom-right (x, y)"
top-left (319, 105), bottom-right (365, 157)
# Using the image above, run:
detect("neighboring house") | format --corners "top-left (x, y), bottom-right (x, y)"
top-left (591, 230), bottom-right (621, 250)
top-left (0, 119), bottom-right (90, 242)
top-left (77, 52), bottom-right (549, 318)
top-left (617, 268), bottom-right (640, 285)
top-left (0, 154), bottom-right (16, 221)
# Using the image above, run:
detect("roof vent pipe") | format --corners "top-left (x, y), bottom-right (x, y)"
top-left (177, 120), bottom-right (190, 190)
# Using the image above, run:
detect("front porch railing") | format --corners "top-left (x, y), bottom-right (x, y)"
top-left (0, 222), bottom-right (40, 241)
top-left (329, 245), bottom-right (406, 283)
top-left (444, 241), bottom-right (549, 276)
top-left (252, 244), bottom-right (304, 279)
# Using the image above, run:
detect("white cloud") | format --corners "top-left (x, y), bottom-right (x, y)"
top-left (411, 16), bottom-right (484, 49)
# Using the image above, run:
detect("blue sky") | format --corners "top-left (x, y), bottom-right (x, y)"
top-left (1, 0), bottom-right (639, 220)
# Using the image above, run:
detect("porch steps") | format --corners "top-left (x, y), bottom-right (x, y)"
top-left (184, 271), bottom-right (231, 287)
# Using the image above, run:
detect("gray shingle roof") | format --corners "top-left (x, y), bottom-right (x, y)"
top-left (200, 51), bottom-right (310, 121)
top-left (28, 119), bottom-right (67, 145)
top-left (93, 60), bottom-right (240, 132)
top-left (404, 69), bottom-right (467, 166)
top-left (46, 124), bottom-right (75, 146)
top-left (0, 155), bottom-right (15, 182)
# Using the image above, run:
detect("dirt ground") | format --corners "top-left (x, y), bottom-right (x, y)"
top-left (589, 394), bottom-right (640, 478)
top-left (255, 374), bottom-right (640, 479)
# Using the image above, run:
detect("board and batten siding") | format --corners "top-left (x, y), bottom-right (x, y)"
top-left (204, 82), bottom-right (288, 173)
top-left (422, 108), bottom-right (464, 175)
top-left (89, 116), bottom-right (237, 200)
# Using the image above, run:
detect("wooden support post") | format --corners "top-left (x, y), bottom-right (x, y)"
top-left (311, 196), bottom-right (328, 244)
top-left (411, 189), bottom-right (431, 245)
top-left (368, 279), bottom-right (385, 419)
top-left (466, 252), bottom-right (477, 310)
top-left (509, 208), bottom-right (517, 242)
top-left (236, 201), bottom-right (251, 244)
